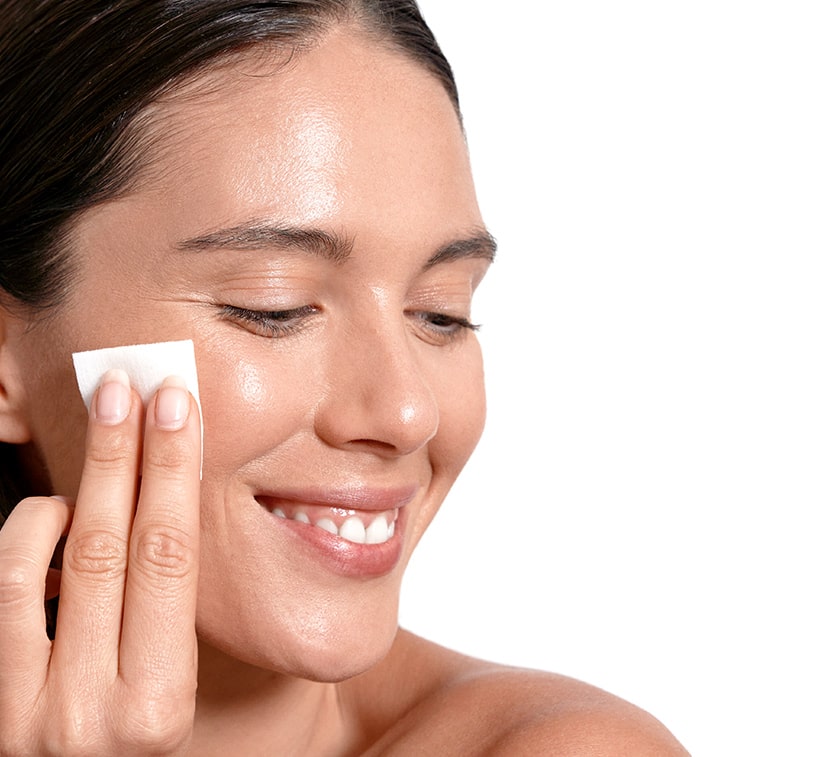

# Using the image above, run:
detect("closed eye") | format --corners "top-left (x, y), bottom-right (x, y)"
top-left (409, 311), bottom-right (480, 344)
top-left (221, 304), bottom-right (319, 337)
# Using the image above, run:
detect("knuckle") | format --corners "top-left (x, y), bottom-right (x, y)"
top-left (0, 557), bottom-right (39, 609)
top-left (85, 430), bottom-right (137, 472)
top-left (64, 528), bottom-right (128, 579)
top-left (143, 435), bottom-right (196, 479)
top-left (41, 707), bottom-right (100, 757)
top-left (120, 696), bottom-right (193, 755)
top-left (133, 524), bottom-right (194, 580)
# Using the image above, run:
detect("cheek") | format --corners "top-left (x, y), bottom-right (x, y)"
top-left (405, 344), bottom-right (485, 551)
top-left (19, 340), bottom-right (92, 496)
top-left (195, 341), bottom-right (324, 478)
top-left (199, 354), bottom-right (282, 474)
top-left (431, 345), bottom-right (487, 477)
top-left (232, 359), bottom-right (267, 413)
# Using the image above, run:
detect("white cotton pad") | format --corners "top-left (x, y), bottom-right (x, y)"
top-left (72, 339), bottom-right (201, 412)
top-left (72, 339), bottom-right (204, 477)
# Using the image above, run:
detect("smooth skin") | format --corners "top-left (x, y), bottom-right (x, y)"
top-left (0, 25), bottom-right (688, 756)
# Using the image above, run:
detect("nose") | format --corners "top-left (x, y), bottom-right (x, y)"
top-left (313, 320), bottom-right (440, 457)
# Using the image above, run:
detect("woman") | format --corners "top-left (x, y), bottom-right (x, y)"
top-left (0, 2), bottom-right (688, 754)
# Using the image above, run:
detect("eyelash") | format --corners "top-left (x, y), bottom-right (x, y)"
top-left (221, 304), bottom-right (318, 337)
top-left (410, 311), bottom-right (480, 342)
top-left (221, 305), bottom-right (480, 342)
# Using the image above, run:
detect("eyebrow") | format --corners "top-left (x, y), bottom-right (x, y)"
top-left (176, 221), bottom-right (497, 268)
top-left (177, 223), bottom-right (354, 263)
top-left (423, 231), bottom-right (497, 269)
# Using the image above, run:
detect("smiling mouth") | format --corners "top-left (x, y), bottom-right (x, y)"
top-left (259, 501), bottom-right (399, 545)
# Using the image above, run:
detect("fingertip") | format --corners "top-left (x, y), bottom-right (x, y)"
top-left (93, 369), bottom-right (133, 425)
top-left (160, 375), bottom-right (188, 390)
top-left (154, 376), bottom-right (191, 431)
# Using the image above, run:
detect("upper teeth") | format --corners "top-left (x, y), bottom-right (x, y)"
top-left (271, 508), bottom-right (396, 545)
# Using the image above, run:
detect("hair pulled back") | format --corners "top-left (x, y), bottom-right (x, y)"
top-left (0, 0), bottom-right (457, 308)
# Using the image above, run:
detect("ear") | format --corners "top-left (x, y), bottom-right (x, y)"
top-left (0, 304), bottom-right (33, 444)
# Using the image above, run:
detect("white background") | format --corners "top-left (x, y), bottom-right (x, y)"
top-left (399, 3), bottom-right (814, 756)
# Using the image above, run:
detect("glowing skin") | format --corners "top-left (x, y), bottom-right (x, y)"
top-left (11, 27), bottom-right (491, 684)
top-left (0, 25), bottom-right (692, 757)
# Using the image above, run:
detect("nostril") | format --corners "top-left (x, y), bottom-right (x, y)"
top-left (350, 439), bottom-right (400, 454)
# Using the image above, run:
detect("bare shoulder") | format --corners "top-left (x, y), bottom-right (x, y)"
top-left (353, 630), bottom-right (689, 756)
top-left (458, 667), bottom-right (691, 756)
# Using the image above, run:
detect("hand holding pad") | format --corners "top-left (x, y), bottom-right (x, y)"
top-left (72, 339), bottom-right (203, 477)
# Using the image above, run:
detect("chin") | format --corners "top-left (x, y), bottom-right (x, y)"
top-left (196, 588), bottom-right (402, 682)
top-left (287, 625), bottom-right (400, 683)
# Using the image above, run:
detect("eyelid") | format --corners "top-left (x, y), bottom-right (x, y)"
top-left (220, 304), bottom-right (318, 337)
top-left (407, 309), bottom-right (481, 346)
top-left (225, 304), bottom-right (316, 317)
top-left (418, 312), bottom-right (480, 330)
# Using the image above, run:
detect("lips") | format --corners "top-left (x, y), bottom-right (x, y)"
top-left (254, 485), bottom-right (417, 574)
top-left (266, 504), bottom-right (398, 544)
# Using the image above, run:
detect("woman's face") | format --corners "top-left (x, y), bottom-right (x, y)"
top-left (15, 28), bottom-right (491, 679)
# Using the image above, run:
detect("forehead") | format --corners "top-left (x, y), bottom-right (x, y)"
top-left (132, 27), bottom-right (479, 238)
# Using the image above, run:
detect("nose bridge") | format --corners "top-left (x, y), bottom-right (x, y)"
top-left (314, 305), bottom-right (439, 455)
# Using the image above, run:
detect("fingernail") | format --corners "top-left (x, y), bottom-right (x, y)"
top-left (94, 369), bottom-right (131, 425)
top-left (154, 375), bottom-right (190, 430)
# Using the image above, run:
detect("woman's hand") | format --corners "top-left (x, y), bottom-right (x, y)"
top-left (0, 371), bottom-right (201, 756)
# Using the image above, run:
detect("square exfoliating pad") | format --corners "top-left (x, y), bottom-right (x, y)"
top-left (72, 339), bottom-right (201, 411)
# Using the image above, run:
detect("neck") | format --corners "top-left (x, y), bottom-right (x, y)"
top-left (192, 639), bottom-right (357, 756)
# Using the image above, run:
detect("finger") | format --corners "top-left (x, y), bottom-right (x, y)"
top-left (0, 496), bottom-right (72, 703)
top-left (118, 376), bottom-right (201, 698)
top-left (52, 369), bottom-right (143, 679)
